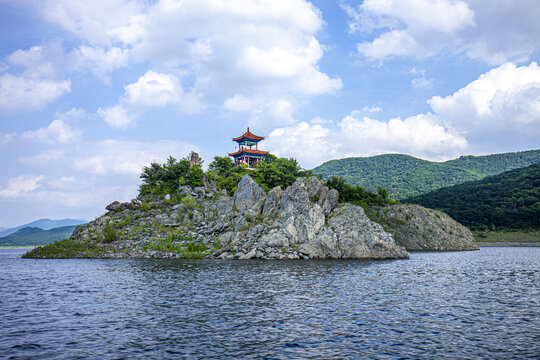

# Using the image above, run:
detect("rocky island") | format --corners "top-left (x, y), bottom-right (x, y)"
top-left (24, 174), bottom-right (477, 259)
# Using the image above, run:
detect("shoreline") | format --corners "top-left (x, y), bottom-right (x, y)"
top-left (478, 241), bottom-right (540, 247)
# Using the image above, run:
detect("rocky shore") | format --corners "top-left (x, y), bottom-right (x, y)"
top-left (25, 175), bottom-right (477, 259)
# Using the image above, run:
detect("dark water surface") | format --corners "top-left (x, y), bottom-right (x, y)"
top-left (0, 247), bottom-right (538, 359)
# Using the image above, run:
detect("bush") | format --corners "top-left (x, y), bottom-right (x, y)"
top-left (326, 176), bottom-right (395, 207)
top-left (182, 195), bottom-right (197, 210)
top-left (139, 201), bottom-right (151, 211)
top-left (103, 222), bottom-right (118, 243)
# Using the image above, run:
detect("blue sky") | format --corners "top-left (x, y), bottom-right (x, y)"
top-left (1, 0), bottom-right (539, 227)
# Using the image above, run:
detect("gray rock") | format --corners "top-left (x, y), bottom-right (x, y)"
top-left (369, 204), bottom-right (479, 251)
top-left (322, 189), bottom-right (339, 215)
top-left (106, 201), bottom-right (130, 211)
top-left (131, 199), bottom-right (142, 207)
top-left (178, 186), bottom-right (191, 196)
top-left (263, 186), bottom-right (282, 215)
top-left (232, 175), bottom-right (266, 216)
top-left (194, 187), bottom-right (205, 197)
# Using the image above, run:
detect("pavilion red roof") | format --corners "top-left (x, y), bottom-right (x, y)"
top-left (228, 148), bottom-right (269, 157)
top-left (232, 127), bottom-right (265, 141)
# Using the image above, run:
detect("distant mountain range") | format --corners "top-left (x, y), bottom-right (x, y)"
top-left (312, 149), bottom-right (540, 200)
top-left (0, 225), bottom-right (80, 247)
top-left (404, 163), bottom-right (540, 231)
top-left (0, 218), bottom-right (86, 238)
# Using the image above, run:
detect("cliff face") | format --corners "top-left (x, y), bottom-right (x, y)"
top-left (368, 204), bottom-right (478, 251)
top-left (68, 175), bottom-right (408, 259)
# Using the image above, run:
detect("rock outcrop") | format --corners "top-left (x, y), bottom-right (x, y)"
top-left (67, 175), bottom-right (410, 259)
top-left (368, 204), bottom-right (478, 251)
top-left (38, 174), bottom-right (476, 260)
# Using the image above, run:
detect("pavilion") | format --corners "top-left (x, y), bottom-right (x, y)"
top-left (228, 127), bottom-right (269, 168)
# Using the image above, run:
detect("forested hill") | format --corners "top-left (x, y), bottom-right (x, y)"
top-left (403, 163), bottom-right (540, 231)
top-left (311, 150), bottom-right (540, 199)
top-left (0, 225), bottom-right (78, 246)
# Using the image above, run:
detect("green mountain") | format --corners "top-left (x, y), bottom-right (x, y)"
top-left (0, 218), bottom-right (86, 237)
top-left (0, 225), bottom-right (78, 246)
top-left (311, 149), bottom-right (540, 199)
top-left (404, 163), bottom-right (540, 231)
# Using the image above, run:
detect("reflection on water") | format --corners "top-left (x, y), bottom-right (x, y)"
top-left (1, 248), bottom-right (538, 359)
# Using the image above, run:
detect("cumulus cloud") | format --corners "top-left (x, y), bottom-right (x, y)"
top-left (428, 61), bottom-right (540, 150)
top-left (362, 105), bottom-right (382, 113)
top-left (98, 105), bottom-right (134, 129)
top-left (0, 74), bottom-right (71, 110)
top-left (18, 150), bottom-right (65, 165)
top-left (268, 62), bottom-right (540, 167)
top-left (124, 71), bottom-right (183, 107)
top-left (266, 113), bottom-right (467, 168)
top-left (40, 0), bottom-right (147, 47)
top-left (0, 132), bottom-right (15, 145)
top-left (73, 139), bottom-right (198, 176)
top-left (0, 175), bottom-right (45, 198)
top-left (35, 0), bottom-right (340, 120)
top-left (265, 122), bottom-right (339, 168)
top-left (21, 119), bottom-right (83, 144)
top-left (72, 45), bottom-right (129, 79)
top-left (345, 0), bottom-right (540, 64)
top-left (100, 70), bottom-right (204, 128)
top-left (338, 113), bottom-right (467, 160)
top-left (224, 95), bottom-right (252, 112)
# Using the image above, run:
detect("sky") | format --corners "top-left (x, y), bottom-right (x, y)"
top-left (1, 0), bottom-right (539, 227)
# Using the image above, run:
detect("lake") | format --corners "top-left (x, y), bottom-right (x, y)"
top-left (1, 247), bottom-right (538, 359)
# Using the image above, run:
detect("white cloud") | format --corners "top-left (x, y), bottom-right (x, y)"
top-left (73, 139), bottom-right (198, 176)
top-left (411, 76), bottom-right (433, 89)
top-left (265, 122), bottom-right (339, 168)
top-left (346, 0), bottom-right (540, 64)
top-left (362, 105), bottom-right (382, 113)
top-left (338, 113), bottom-right (467, 160)
top-left (100, 70), bottom-right (204, 128)
top-left (98, 105), bottom-right (134, 129)
top-left (36, 0), bottom-right (340, 119)
top-left (73, 45), bottom-right (129, 79)
top-left (124, 70), bottom-right (182, 107)
top-left (0, 74), bottom-right (71, 110)
top-left (270, 62), bottom-right (540, 168)
top-left (21, 119), bottom-right (83, 144)
top-left (18, 150), bottom-right (65, 165)
top-left (0, 175), bottom-right (44, 198)
top-left (224, 95), bottom-right (252, 112)
top-left (428, 62), bottom-right (540, 149)
top-left (40, 0), bottom-right (146, 47)
top-left (266, 113), bottom-right (467, 168)
top-left (429, 62), bottom-right (540, 118)
top-left (0, 132), bottom-right (15, 145)
top-left (224, 95), bottom-right (297, 129)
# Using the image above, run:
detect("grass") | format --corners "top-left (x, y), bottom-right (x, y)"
top-left (22, 239), bottom-right (106, 258)
top-left (141, 232), bottom-right (214, 258)
top-left (474, 230), bottom-right (540, 245)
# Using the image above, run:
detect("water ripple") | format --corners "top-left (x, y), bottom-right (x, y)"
top-left (0, 247), bottom-right (538, 359)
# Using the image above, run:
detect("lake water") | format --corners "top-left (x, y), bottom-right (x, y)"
top-left (1, 247), bottom-right (538, 359)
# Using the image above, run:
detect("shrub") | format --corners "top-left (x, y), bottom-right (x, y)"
top-left (139, 202), bottom-right (150, 211)
top-left (182, 195), bottom-right (197, 210)
top-left (103, 222), bottom-right (118, 243)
